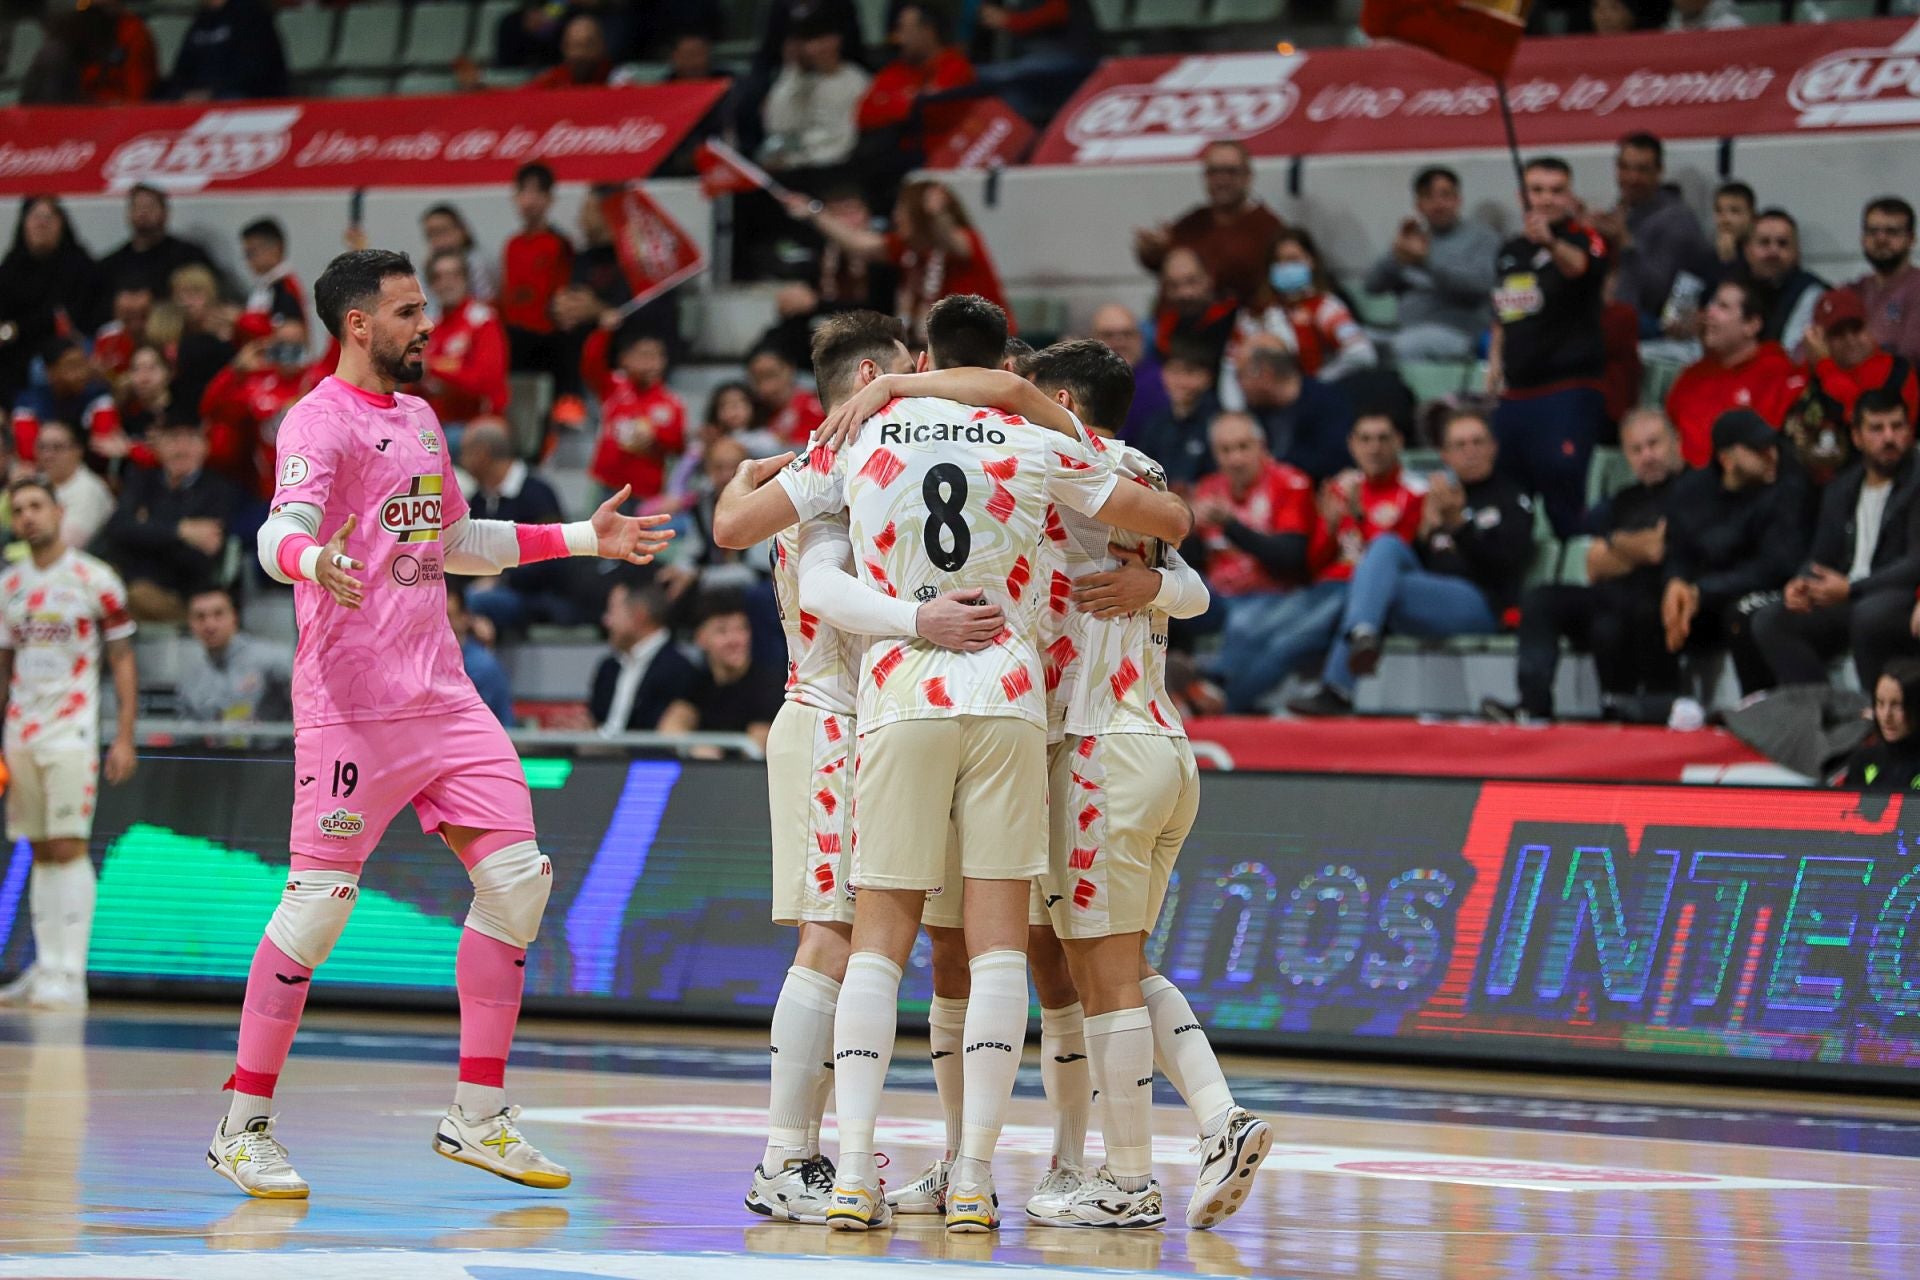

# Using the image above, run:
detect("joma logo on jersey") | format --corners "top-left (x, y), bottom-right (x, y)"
top-left (878, 422), bottom-right (1008, 446)
top-left (317, 808), bottom-right (365, 838)
top-left (381, 475), bottom-right (443, 542)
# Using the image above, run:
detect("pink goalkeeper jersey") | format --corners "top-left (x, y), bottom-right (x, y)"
top-left (270, 376), bottom-right (480, 729)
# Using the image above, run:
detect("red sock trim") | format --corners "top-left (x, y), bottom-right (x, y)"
top-left (459, 1056), bottom-right (506, 1087)
top-left (226, 1067), bottom-right (279, 1096)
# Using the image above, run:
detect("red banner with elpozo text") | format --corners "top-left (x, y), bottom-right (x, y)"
top-left (1035, 19), bottom-right (1920, 166)
top-left (0, 81), bottom-right (728, 198)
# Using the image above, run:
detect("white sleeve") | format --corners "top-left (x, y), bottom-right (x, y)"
top-left (441, 516), bottom-right (524, 575)
top-left (1151, 548), bottom-right (1211, 620)
top-left (796, 517), bottom-right (922, 638)
top-left (256, 502), bottom-right (322, 585)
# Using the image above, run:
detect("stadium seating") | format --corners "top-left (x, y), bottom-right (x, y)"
top-left (279, 6), bottom-right (338, 77)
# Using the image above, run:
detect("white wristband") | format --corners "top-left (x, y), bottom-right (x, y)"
top-left (562, 520), bottom-right (598, 556)
top-left (297, 545), bottom-right (323, 582)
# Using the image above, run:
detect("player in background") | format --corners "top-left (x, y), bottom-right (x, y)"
top-left (715, 294), bottom-right (1194, 1233)
top-left (208, 249), bottom-right (672, 1200)
top-left (748, 310), bottom-right (1007, 1223)
top-left (0, 478), bottom-right (138, 1012)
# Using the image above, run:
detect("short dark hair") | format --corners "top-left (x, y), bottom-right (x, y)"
top-left (40, 335), bottom-right (82, 366)
top-left (419, 203), bottom-right (473, 246)
top-left (34, 418), bottom-right (81, 451)
top-left (1413, 165), bottom-right (1459, 196)
top-left (1618, 131), bottom-right (1663, 167)
top-left (128, 183), bottom-right (166, 206)
top-left (111, 278), bottom-right (154, 299)
top-left (8, 474), bottom-right (57, 505)
top-left (514, 162), bottom-right (556, 193)
top-left (1718, 277), bottom-right (1762, 324)
top-left (925, 294), bottom-right (1009, 371)
top-left (1754, 206), bottom-right (1799, 232)
top-left (1715, 180), bottom-right (1756, 209)
top-left (1856, 386), bottom-right (1911, 426)
top-left (616, 328), bottom-right (668, 361)
top-left (1866, 196), bottom-right (1917, 236)
top-left (693, 587), bottom-right (749, 629)
top-left (1027, 338), bottom-right (1134, 434)
top-left (314, 249), bottom-right (416, 340)
top-left (613, 579), bottom-right (672, 625)
top-left (1161, 334), bottom-right (1218, 372)
top-left (897, 1), bottom-right (949, 39)
top-left (189, 583), bottom-right (239, 614)
top-left (426, 246), bottom-right (468, 278)
top-left (1440, 409), bottom-right (1493, 445)
top-left (240, 218), bottom-right (284, 247)
top-left (1241, 345), bottom-right (1299, 383)
top-left (809, 310), bottom-right (907, 410)
top-left (1524, 156), bottom-right (1572, 179)
top-left (1002, 335), bottom-right (1036, 377)
top-left (747, 343), bottom-right (794, 369)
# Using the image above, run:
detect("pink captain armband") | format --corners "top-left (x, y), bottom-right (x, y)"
top-left (515, 521), bottom-right (598, 564)
top-left (277, 533), bottom-right (324, 582)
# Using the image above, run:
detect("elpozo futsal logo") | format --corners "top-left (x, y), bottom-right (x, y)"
top-left (1063, 52), bottom-right (1303, 163)
top-left (382, 475), bottom-right (443, 543)
top-left (102, 106), bottom-right (301, 194)
top-left (1789, 22), bottom-right (1920, 129)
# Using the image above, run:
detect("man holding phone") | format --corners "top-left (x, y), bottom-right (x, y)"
top-left (1364, 166), bottom-right (1500, 363)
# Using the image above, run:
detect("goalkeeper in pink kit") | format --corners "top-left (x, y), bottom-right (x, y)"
top-left (207, 250), bottom-right (673, 1199)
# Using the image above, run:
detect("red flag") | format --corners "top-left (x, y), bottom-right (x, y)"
top-left (695, 138), bottom-right (774, 200)
top-left (599, 185), bottom-right (705, 316)
top-left (1361, 0), bottom-right (1529, 81)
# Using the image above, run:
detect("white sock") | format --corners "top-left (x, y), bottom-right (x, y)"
top-left (224, 1092), bottom-right (273, 1134)
top-left (831, 952), bottom-right (902, 1188)
top-left (927, 994), bottom-right (968, 1159)
top-left (807, 1069), bottom-right (830, 1157)
top-left (455, 1082), bottom-right (506, 1117)
top-left (1142, 974), bottom-right (1234, 1134)
top-left (956, 950), bottom-right (1028, 1180)
top-left (1040, 1002), bottom-right (1089, 1168)
top-left (765, 966), bottom-right (841, 1169)
top-left (31, 858), bottom-right (96, 978)
top-left (1086, 1006), bottom-right (1155, 1190)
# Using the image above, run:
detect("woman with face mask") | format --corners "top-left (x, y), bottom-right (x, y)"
top-left (1221, 228), bottom-right (1376, 411)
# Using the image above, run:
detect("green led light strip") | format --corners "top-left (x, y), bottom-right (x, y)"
top-left (522, 758), bottom-right (573, 790)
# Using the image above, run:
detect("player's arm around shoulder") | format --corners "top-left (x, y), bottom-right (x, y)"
top-left (713, 448), bottom-right (815, 549)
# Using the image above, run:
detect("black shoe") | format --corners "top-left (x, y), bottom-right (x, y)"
top-left (1480, 697), bottom-right (1543, 725)
top-left (1285, 684), bottom-right (1353, 718)
top-left (1346, 627), bottom-right (1382, 678)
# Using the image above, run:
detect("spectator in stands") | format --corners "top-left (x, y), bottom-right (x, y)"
top-left (1743, 208), bottom-right (1827, 361)
top-left (448, 587), bottom-right (515, 728)
top-left (0, 196), bottom-right (103, 409)
top-left (1237, 343), bottom-right (1354, 482)
top-left (494, 0), bottom-right (565, 69)
top-left (1842, 657), bottom-right (1920, 790)
top-left (33, 420), bottom-right (114, 550)
top-left (20, 7), bottom-right (89, 104)
top-left (1599, 255), bottom-right (1645, 427)
top-left (177, 585), bottom-right (292, 724)
top-left (459, 418), bottom-right (584, 634)
top-left (1668, 0), bottom-right (1744, 30)
top-left (10, 337), bottom-right (117, 466)
top-left (1592, 132), bottom-right (1713, 335)
top-left (1753, 391), bottom-right (1920, 691)
top-left (1290, 410), bottom-right (1535, 716)
top-left (501, 163), bottom-right (573, 375)
top-left (91, 282), bottom-right (152, 381)
top-left (199, 312), bottom-right (307, 499)
top-left (748, 345), bottom-right (826, 445)
top-left (1089, 303), bottom-right (1167, 438)
top-left (857, 4), bottom-right (976, 168)
top-left (526, 13), bottom-right (614, 90)
top-left (1151, 246), bottom-right (1238, 369)
top-left (239, 218), bottom-right (302, 329)
top-left (1490, 156), bottom-right (1610, 537)
top-left (1710, 181), bottom-right (1755, 287)
top-left (786, 182), bottom-right (1009, 341)
top-left (1589, 0), bottom-right (1640, 33)
top-left (757, 187), bottom-right (899, 370)
top-left (416, 249), bottom-right (510, 433)
top-left (1228, 229), bottom-right (1375, 402)
top-left (1134, 142), bottom-right (1284, 311)
top-left (420, 205), bottom-right (497, 305)
top-left (760, 8), bottom-right (871, 172)
top-left (104, 343), bottom-right (171, 465)
top-left (170, 0), bottom-right (287, 100)
top-left (1184, 412), bottom-right (1315, 642)
top-left (973, 0), bottom-right (1099, 125)
top-left (660, 590), bottom-right (784, 750)
top-left (1129, 335), bottom-right (1221, 490)
top-left (1661, 409), bottom-right (1808, 693)
top-left (97, 418), bottom-right (239, 622)
top-left (666, 382), bottom-right (784, 505)
top-left (1852, 196), bottom-right (1920, 366)
top-left (1501, 408), bottom-right (1683, 723)
top-left (591, 331), bottom-right (686, 508)
top-left (43, 0), bottom-right (157, 105)
top-left (166, 262), bottom-right (234, 413)
top-left (1665, 278), bottom-right (1805, 468)
top-left (1786, 288), bottom-right (1920, 486)
top-left (1364, 165), bottom-right (1500, 362)
top-left (592, 580), bottom-right (698, 735)
top-left (661, 436), bottom-right (777, 613)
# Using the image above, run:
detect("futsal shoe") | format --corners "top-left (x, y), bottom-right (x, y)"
top-left (944, 1175), bottom-right (1000, 1233)
top-left (433, 1104), bottom-right (572, 1190)
top-left (885, 1158), bottom-right (949, 1214)
top-left (1186, 1108), bottom-right (1272, 1230)
top-left (0, 964), bottom-right (42, 1006)
top-left (206, 1115), bottom-right (310, 1200)
top-left (747, 1154), bottom-right (839, 1223)
top-left (1046, 1168), bottom-right (1165, 1230)
top-left (28, 969), bottom-right (86, 1012)
top-left (825, 1178), bottom-right (893, 1231)
top-left (1023, 1159), bottom-right (1091, 1223)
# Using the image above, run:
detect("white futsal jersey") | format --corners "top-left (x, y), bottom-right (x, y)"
top-left (771, 519), bottom-right (857, 718)
top-left (0, 549), bottom-right (136, 755)
top-left (777, 397), bottom-right (1117, 732)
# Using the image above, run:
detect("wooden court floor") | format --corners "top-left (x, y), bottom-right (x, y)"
top-left (2, 1004), bottom-right (1919, 1278)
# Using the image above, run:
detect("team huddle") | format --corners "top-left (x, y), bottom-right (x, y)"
top-left (0, 246), bottom-right (1265, 1234)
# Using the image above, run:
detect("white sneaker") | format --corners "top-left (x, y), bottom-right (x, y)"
top-left (885, 1158), bottom-right (949, 1214)
top-left (207, 1115), bottom-right (310, 1200)
top-left (825, 1178), bottom-right (892, 1231)
top-left (945, 1174), bottom-right (999, 1233)
top-left (433, 1104), bottom-right (571, 1190)
top-left (1023, 1159), bottom-right (1091, 1223)
top-left (28, 969), bottom-right (85, 1011)
top-left (746, 1154), bottom-right (837, 1223)
top-left (1044, 1167), bottom-right (1165, 1230)
top-left (1187, 1108), bottom-right (1271, 1230)
top-left (0, 964), bottom-right (42, 1006)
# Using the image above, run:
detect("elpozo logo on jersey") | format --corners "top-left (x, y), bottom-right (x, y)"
top-left (381, 474), bottom-right (442, 543)
top-left (1790, 22), bottom-right (1920, 129)
top-left (1063, 53), bottom-right (1303, 163)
